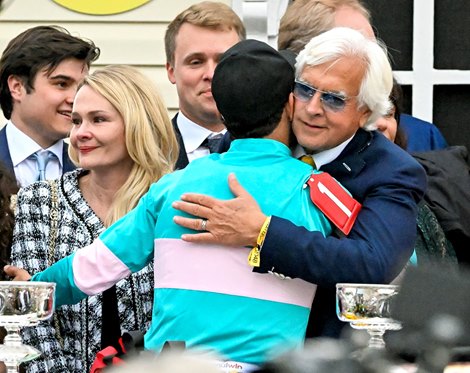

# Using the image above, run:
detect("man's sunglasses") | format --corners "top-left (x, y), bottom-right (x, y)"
top-left (293, 80), bottom-right (352, 112)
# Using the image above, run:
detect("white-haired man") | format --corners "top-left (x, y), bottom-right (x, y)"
top-left (172, 27), bottom-right (427, 338)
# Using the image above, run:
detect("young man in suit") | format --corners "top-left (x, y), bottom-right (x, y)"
top-left (164, 1), bottom-right (246, 169)
top-left (172, 27), bottom-right (427, 338)
top-left (0, 25), bottom-right (99, 187)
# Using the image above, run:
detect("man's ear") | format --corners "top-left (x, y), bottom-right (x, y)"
top-left (359, 107), bottom-right (372, 127)
top-left (285, 93), bottom-right (295, 122)
top-left (7, 75), bottom-right (26, 101)
top-left (166, 62), bottom-right (176, 84)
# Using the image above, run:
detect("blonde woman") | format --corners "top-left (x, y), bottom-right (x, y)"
top-left (10, 65), bottom-right (178, 372)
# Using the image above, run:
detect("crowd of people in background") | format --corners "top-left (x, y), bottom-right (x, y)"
top-left (0, 1), bottom-right (469, 372)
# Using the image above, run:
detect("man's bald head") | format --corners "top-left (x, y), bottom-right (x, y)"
top-left (278, 0), bottom-right (375, 54)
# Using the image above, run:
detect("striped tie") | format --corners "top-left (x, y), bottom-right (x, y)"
top-left (299, 155), bottom-right (317, 169)
top-left (33, 151), bottom-right (54, 181)
top-left (204, 134), bottom-right (224, 153)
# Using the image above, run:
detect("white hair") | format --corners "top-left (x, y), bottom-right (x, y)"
top-left (295, 27), bottom-right (393, 129)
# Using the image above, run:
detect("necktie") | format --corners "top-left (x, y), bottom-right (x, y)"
top-left (204, 134), bottom-right (224, 153)
top-left (300, 154), bottom-right (317, 169)
top-left (33, 151), bottom-right (54, 181)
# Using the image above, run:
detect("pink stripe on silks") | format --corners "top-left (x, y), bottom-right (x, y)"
top-left (73, 238), bottom-right (131, 295)
top-left (154, 239), bottom-right (316, 308)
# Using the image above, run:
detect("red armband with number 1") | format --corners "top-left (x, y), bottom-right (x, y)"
top-left (307, 172), bottom-right (361, 235)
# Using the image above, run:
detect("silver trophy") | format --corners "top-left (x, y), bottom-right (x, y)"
top-left (0, 281), bottom-right (55, 373)
top-left (336, 283), bottom-right (402, 349)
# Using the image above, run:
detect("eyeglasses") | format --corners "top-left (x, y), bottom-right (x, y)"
top-left (293, 80), bottom-right (352, 112)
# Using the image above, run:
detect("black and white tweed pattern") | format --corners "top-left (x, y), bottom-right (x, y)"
top-left (11, 169), bottom-right (154, 373)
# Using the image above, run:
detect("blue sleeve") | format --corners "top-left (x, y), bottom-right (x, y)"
top-left (256, 152), bottom-right (427, 286)
top-left (400, 114), bottom-right (448, 152)
top-left (429, 125), bottom-right (448, 150)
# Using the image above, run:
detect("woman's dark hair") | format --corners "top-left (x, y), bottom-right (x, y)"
top-left (390, 78), bottom-right (408, 150)
top-left (0, 163), bottom-right (19, 280)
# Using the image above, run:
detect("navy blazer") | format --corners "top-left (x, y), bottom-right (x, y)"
top-left (172, 114), bottom-right (190, 170)
top-left (0, 126), bottom-right (76, 181)
top-left (253, 129), bottom-right (427, 337)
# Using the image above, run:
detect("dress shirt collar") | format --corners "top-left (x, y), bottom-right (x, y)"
top-left (6, 120), bottom-right (64, 167)
top-left (293, 134), bottom-right (354, 169)
top-left (176, 112), bottom-right (226, 153)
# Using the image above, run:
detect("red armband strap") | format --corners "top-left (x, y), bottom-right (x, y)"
top-left (307, 172), bottom-right (361, 235)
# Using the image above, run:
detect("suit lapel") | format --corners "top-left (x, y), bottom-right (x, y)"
top-left (62, 142), bottom-right (76, 172)
top-left (0, 126), bottom-right (15, 176)
top-left (172, 114), bottom-right (189, 169)
top-left (321, 128), bottom-right (372, 179)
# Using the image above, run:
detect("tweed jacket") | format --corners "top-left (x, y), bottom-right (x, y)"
top-left (11, 169), bottom-right (154, 373)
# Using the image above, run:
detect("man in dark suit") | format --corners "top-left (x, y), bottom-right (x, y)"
top-left (171, 27), bottom-right (427, 338)
top-left (0, 25), bottom-right (99, 186)
top-left (164, 2), bottom-right (246, 169)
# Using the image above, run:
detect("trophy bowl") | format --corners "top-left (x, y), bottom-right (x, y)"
top-left (336, 283), bottom-right (401, 349)
top-left (0, 281), bottom-right (56, 372)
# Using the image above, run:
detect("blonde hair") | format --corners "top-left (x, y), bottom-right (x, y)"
top-left (165, 1), bottom-right (246, 66)
top-left (69, 65), bottom-right (179, 225)
top-left (278, 0), bottom-right (370, 53)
